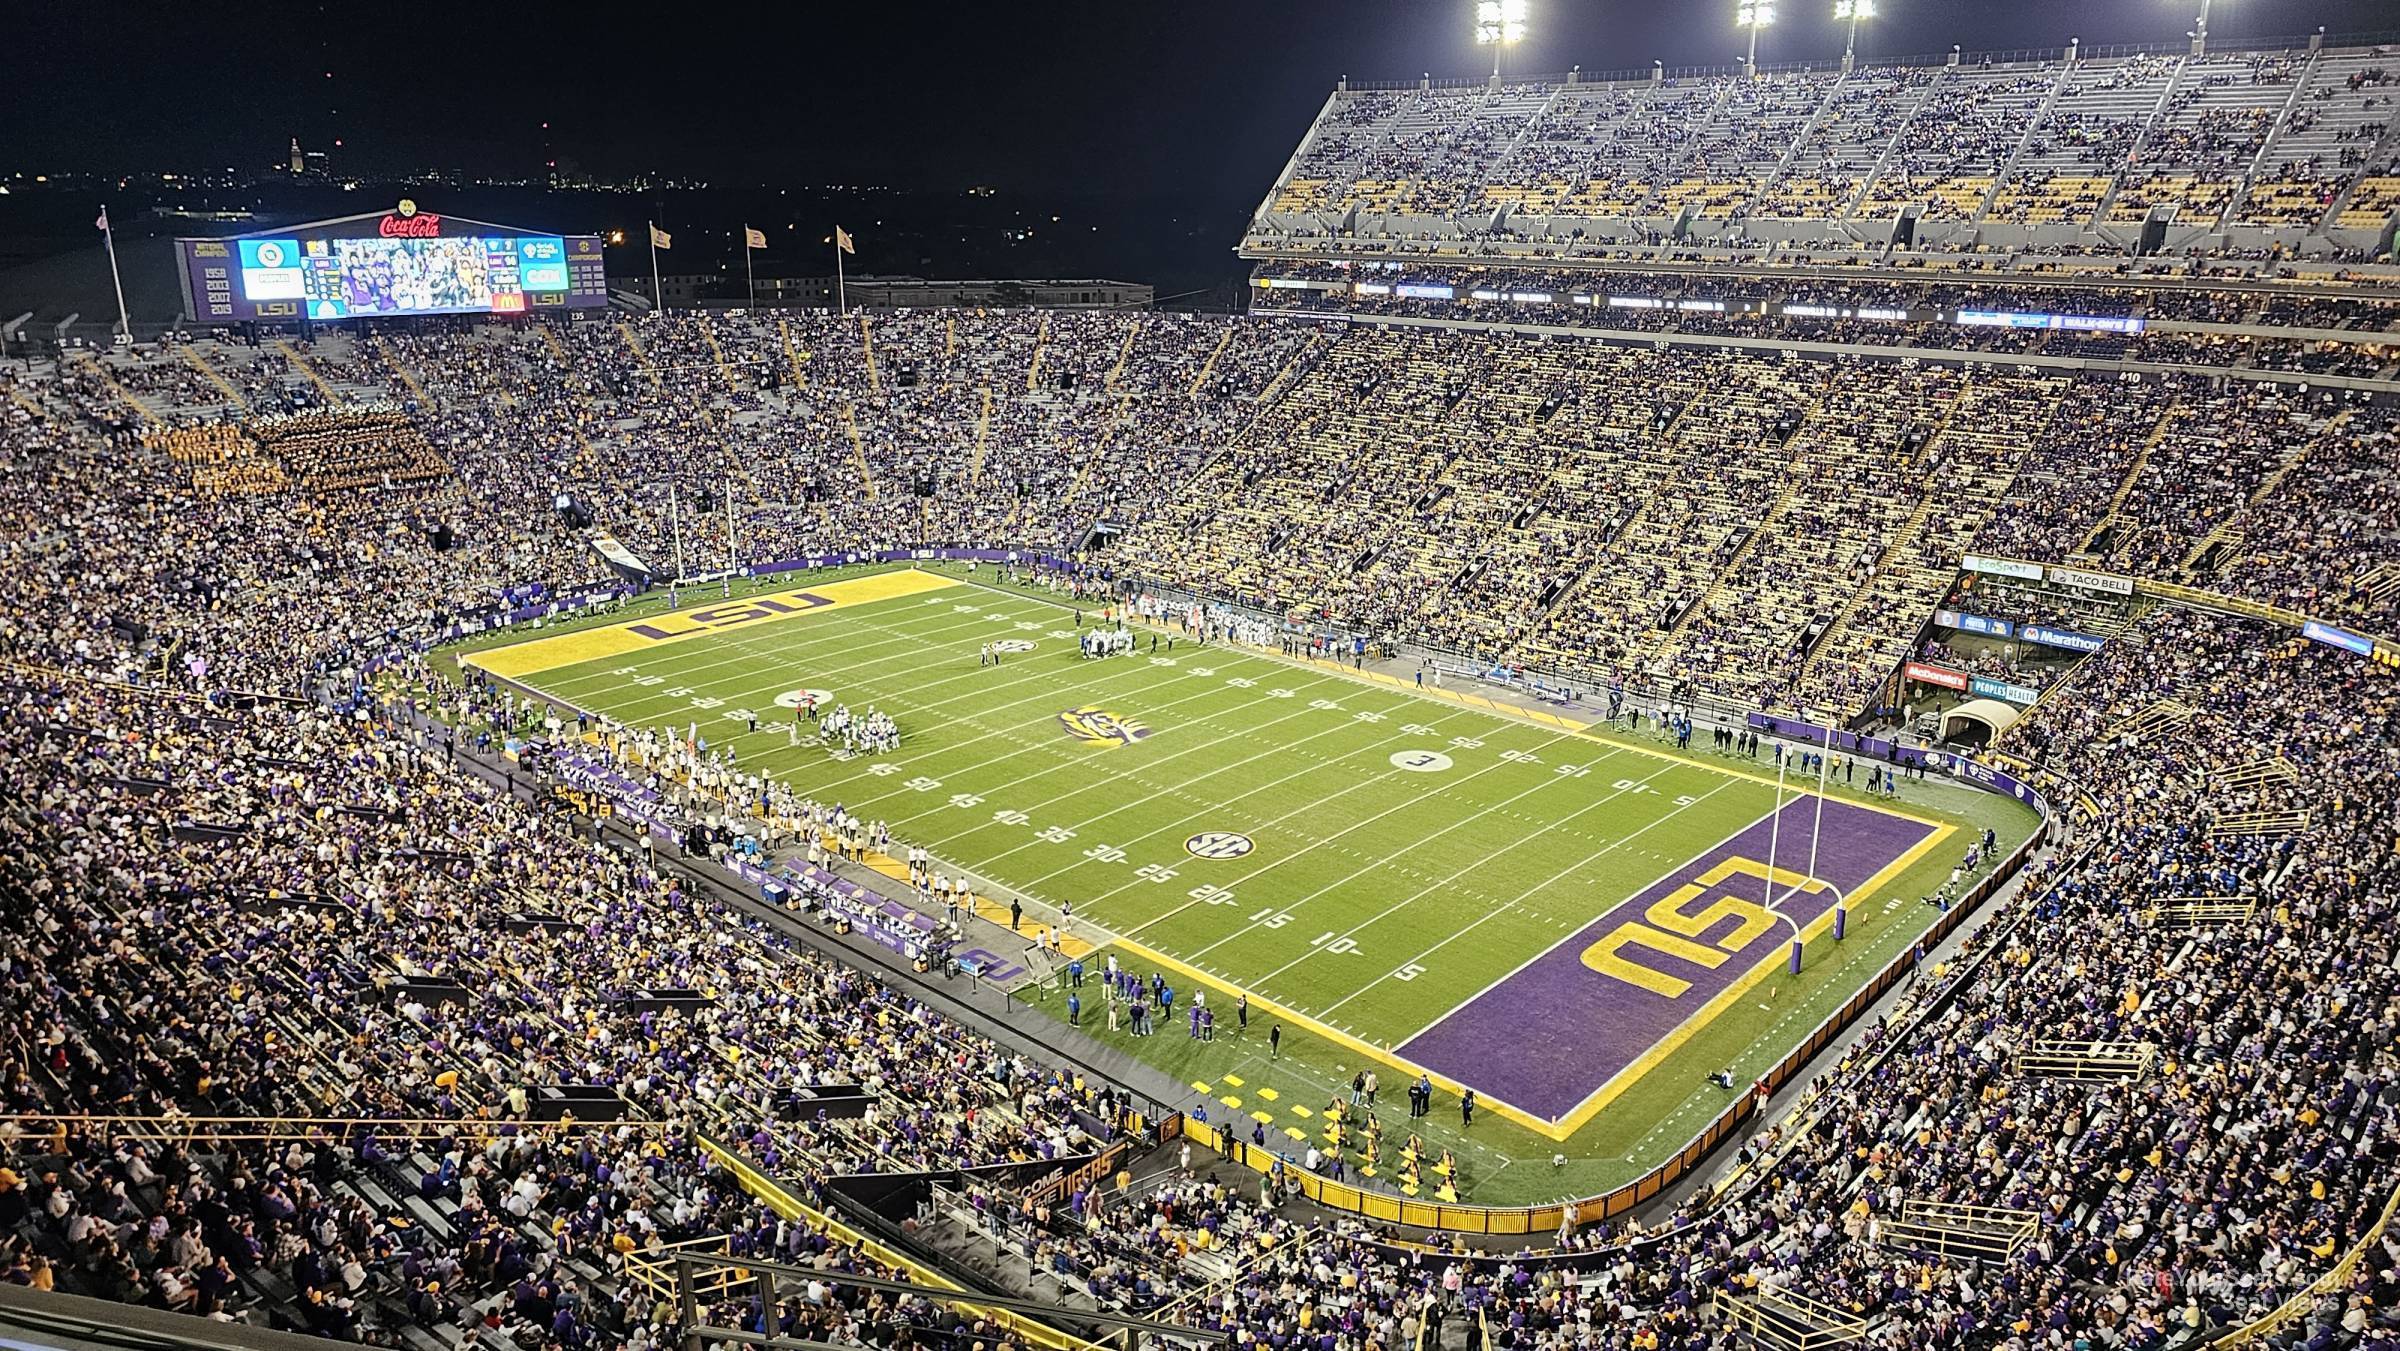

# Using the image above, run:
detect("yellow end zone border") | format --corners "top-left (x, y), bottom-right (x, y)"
top-left (464, 569), bottom-right (963, 681)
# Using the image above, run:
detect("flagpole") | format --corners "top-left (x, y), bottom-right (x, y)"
top-left (834, 228), bottom-right (847, 316)
top-left (100, 206), bottom-right (131, 342)
top-left (648, 218), bottom-right (662, 312)
top-left (744, 228), bottom-right (756, 311)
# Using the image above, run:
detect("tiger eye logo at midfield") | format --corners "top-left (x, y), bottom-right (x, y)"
top-left (1058, 706), bottom-right (1152, 748)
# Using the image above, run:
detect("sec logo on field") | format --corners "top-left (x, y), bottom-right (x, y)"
top-left (774, 688), bottom-right (836, 709)
top-left (1185, 832), bottom-right (1255, 860)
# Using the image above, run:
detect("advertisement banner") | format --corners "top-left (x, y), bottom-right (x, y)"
top-left (1903, 661), bottom-right (1970, 691)
top-left (1945, 611), bottom-right (2015, 639)
top-left (1960, 554), bottom-right (2044, 580)
top-left (1939, 754), bottom-right (2046, 811)
top-left (2047, 565), bottom-right (2135, 596)
top-left (1968, 675), bottom-right (2041, 705)
top-left (2302, 620), bottom-right (2375, 656)
top-left (2022, 624), bottom-right (2106, 654)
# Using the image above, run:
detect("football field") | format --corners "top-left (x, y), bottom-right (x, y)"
top-left (456, 563), bottom-right (2033, 1202)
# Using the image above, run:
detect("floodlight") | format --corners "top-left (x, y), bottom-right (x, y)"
top-left (1476, 0), bottom-right (1527, 78)
top-left (1735, 2), bottom-right (1776, 27)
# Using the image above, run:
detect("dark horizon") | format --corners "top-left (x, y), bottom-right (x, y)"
top-left (11, 1), bottom-right (2397, 196)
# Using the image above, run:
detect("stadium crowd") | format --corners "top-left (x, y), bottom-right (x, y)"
top-left (0, 271), bottom-right (2393, 1351)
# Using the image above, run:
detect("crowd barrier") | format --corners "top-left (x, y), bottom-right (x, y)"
top-left (694, 1132), bottom-right (1105, 1351)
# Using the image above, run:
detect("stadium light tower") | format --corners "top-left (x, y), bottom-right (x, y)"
top-left (1736, 1), bottom-right (1776, 78)
top-left (1835, 0), bottom-right (1876, 72)
top-left (2189, 0), bottom-right (2212, 55)
top-left (1475, 0), bottom-right (1528, 81)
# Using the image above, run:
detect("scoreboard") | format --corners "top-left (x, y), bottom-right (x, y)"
top-left (178, 202), bottom-right (610, 323)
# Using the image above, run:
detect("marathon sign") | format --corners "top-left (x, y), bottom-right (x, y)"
top-left (1960, 554), bottom-right (2044, 580)
top-left (2046, 565), bottom-right (2135, 597)
top-left (2022, 624), bottom-right (2106, 654)
top-left (1902, 660), bottom-right (1971, 691)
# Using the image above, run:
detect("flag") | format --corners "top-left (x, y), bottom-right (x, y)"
top-left (744, 226), bottom-right (767, 249)
top-left (649, 224), bottom-right (672, 249)
top-left (834, 226), bottom-right (855, 255)
top-left (95, 208), bottom-right (109, 232)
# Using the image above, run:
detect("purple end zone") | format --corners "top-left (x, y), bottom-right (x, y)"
top-left (1398, 797), bottom-right (1937, 1124)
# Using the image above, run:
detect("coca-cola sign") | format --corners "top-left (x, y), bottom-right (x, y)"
top-left (379, 212), bottom-right (442, 238)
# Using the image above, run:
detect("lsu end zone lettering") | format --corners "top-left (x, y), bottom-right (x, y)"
top-left (465, 570), bottom-right (961, 679)
top-left (1399, 794), bottom-right (1947, 1136)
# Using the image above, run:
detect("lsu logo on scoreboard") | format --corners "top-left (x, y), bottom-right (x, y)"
top-left (1059, 706), bottom-right (1152, 749)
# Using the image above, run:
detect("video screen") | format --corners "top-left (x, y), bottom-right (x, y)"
top-left (234, 234), bottom-right (576, 319)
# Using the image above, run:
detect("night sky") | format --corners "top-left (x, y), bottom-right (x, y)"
top-left (4, 0), bottom-right (2396, 304)
top-left (12, 1), bottom-right (2396, 196)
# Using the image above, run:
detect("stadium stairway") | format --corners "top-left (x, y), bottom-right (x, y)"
top-left (68, 350), bottom-right (159, 425)
top-left (368, 336), bottom-right (434, 409)
top-left (1649, 470), bottom-right (1805, 657)
top-left (2076, 397), bottom-right (2185, 558)
top-left (272, 339), bottom-right (347, 407)
top-left (177, 343), bottom-right (252, 414)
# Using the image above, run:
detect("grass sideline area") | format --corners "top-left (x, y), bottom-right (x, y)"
top-left (448, 561), bottom-right (2037, 1204)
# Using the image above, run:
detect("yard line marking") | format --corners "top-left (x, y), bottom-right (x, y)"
top-left (1245, 760), bottom-right (1685, 990)
top-left (582, 607), bottom-right (1303, 802)
top-left (1061, 706), bottom-right (1513, 929)
top-left (938, 704), bottom-right (1409, 862)
top-left (1171, 730), bottom-right (1613, 961)
top-left (1027, 579), bottom-right (1950, 839)
top-left (541, 594), bottom-right (1063, 710)
top-left (816, 661), bottom-right (1369, 818)
top-left (527, 603), bottom-right (1061, 736)
top-left (1311, 775), bottom-right (1742, 1019)
top-left (926, 689), bottom-right (1489, 870)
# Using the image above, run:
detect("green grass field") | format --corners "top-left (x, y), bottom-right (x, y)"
top-left (453, 562), bottom-right (2035, 1204)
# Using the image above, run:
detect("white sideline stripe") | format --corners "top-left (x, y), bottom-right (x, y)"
top-left (1310, 774), bottom-right (1743, 1021)
top-left (1395, 798), bottom-right (1785, 1046)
